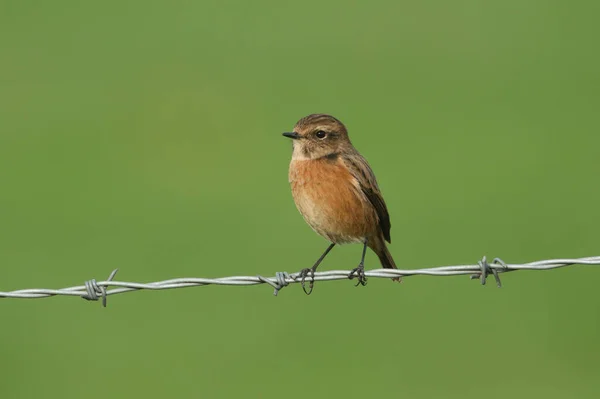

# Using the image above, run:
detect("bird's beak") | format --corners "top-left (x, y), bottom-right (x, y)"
top-left (282, 132), bottom-right (301, 140)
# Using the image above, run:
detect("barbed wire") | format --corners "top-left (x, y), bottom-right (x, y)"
top-left (1, 256), bottom-right (598, 307)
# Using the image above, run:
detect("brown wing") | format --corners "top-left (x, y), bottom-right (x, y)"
top-left (341, 152), bottom-right (392, 243)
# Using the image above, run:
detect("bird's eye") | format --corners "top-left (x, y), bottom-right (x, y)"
top-left (315, 130), bottom-right (327, 139)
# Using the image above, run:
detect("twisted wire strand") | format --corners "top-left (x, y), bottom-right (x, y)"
top-left (1, 256), bottom-right (598, 306)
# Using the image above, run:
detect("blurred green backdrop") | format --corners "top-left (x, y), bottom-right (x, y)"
top-left (1, 1), bottom-right (599, 398)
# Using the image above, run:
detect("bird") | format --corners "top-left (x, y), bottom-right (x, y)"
top-left (282, 114), bottom-right (398, 294)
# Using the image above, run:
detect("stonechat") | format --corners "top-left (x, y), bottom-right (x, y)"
top-left (283, 114), bottom-right (397, 294)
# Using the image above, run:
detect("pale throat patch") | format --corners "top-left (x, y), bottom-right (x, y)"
top-left (291, 142), bottom-right (312, 160)
top-left (291, 141), bottom-right (337, 161)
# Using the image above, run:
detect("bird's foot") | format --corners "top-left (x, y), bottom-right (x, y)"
top-left (348, 263), bottom-right (367, 287)
top-left (296, 267), bottom-right (316, 295)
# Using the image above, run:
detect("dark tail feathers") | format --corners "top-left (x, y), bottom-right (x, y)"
top-left (376, 243), bottom-right (396, 269)
top-left (369, 237), bottom-right (400, 281)
top-left (369, 237), bottom-right (396, 269)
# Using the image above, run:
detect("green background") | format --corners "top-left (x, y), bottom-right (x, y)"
top-left (1, 1), bottom-right (599, 398)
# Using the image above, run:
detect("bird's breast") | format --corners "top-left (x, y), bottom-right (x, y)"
top-left (288, 157), bottom-right (376, 243)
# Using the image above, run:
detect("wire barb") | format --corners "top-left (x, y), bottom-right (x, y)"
top-left (470, 256), bottom-right (506, 287)
top-left (257, 272), bottom-right (291, 296)
top-left (82, 269), bottom-right (119, 307)
top-left (1, 256), bottom-right (599, 305)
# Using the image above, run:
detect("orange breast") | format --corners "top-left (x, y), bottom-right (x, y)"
top-left (289, 157), bottom-right (377, 244)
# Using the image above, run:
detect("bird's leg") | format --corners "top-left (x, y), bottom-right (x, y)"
top-left (297, 243), bottom-right (336, 295)
top-left (349, 239), bottom-right (368, 286)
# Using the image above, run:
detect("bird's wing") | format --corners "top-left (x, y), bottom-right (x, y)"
top-left (341, 153), bottom-right (392, 243)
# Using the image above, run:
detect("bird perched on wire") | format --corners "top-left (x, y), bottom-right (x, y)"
top-left (283, 114), bottom-right (398, 294)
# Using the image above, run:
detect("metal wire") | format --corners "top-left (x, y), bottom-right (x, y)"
top-left (1, 256), bottom-right (598, 306)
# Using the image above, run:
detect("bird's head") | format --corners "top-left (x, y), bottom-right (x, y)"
top-left (283, 114), bottom-right (353, 160)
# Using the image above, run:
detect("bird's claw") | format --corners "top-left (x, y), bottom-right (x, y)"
top-left (348, 263), bottom-right (367, 287)
top-left (297, 267), bottom-right (316, 295)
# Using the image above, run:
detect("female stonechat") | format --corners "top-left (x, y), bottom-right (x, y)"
top-left (283, 114), bottom-right (397, 294)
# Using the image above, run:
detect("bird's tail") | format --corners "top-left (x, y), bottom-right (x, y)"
top-left (369, 237), bottom-right (400, 281)
top-left (376, 243), bottom-right (396, 269)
